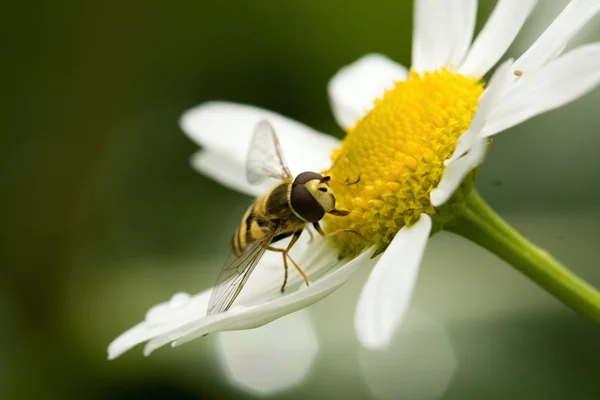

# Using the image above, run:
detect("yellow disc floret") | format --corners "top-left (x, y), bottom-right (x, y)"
top-left (326, 68), bottom-right (484, 255)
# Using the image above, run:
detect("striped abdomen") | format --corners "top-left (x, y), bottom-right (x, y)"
top-left (231, 202), bottom-right (273, 256)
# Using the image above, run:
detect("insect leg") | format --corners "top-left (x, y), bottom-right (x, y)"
top-left (265, 245), bottom-right (289, 292)
top-left (284, 231), bottom-right (309, 288)
top-left (281, 252), bottom-right (289, 293)
top-left (307, 226), bottom-right (315, 243)
top-left (285, 253), bottom-right (309, 287)
top-left (268, 231), bottom-right (307, 292)
top-left (313, 222), bottom-right (364, 239)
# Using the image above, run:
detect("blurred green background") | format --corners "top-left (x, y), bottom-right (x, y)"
top-left (3, 0), bottom-right (600, 399)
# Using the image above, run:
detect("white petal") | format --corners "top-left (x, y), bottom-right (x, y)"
top-left (136, 245), bottom-right (376, 356)
top-left (216, 309), bottom-right (317, 395)
top-left (483, 43), bottom-right (600, 137)
top-left (355, 214), bottom-right (432, 349)
top-left (431, 138), bottom-right (487, 207)
top-left (458, 0), bottom-right (537, 77)
top-left (191, 151), bottom-right (264, 197)
top-left (445, 59), bottom-right (513, 165)
top-left (107, 291), bottom-right (211, 360)
top-left (157, 237), bottom-right (331, 353)
top-left (412, 0), bottom-right (477, 72)
top-left (446, 0), bottom-right (478, 67)
top-left (108, 236), bottom-right (330, 359)
top-left (232, 234), bottom-right (333, 307)
top-left (168, 246), bottom-right (376, 348)
top-left (512, 0), bottom-right (600, 75)
top-left (180, 102), bottom-right (339, 176)
top-left (328, 54), bottom-right (408, 129)
top-left (436, 61), bottom-right (513, 204)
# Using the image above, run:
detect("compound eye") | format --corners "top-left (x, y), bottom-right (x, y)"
top-left (290, 185), bottom-right (325, 223)
top-left (294, 171), bottom-right (324, 185)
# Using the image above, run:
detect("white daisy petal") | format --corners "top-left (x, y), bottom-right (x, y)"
top-left (232, 235), bottom-right (332, 307)
top-left (412, 0), bottom-right (449, 71)
top-left (355, 214), bottom-right (432, 350)
top-left (190, 151), bottom-right (265, 197)
top-left (431, 138), bottom-right (487, 207)
top-left (168, 246), bottom-right (376, 349)
top-left (143, 238), bottom-right (333, 355)
top-left (110, 244), bottom-right (376, 358)
top-left (109, 235), bottom-right (323, 359)
top-left (483, 43), bottom-right (600, 137)
top-left (447, 59), bottom-right (513, 164)
top-left (180, 102), bottom-right (339, 176)
top-left (107, 291), bottom-right (211, 360)
top-left (446, 0), bottom-right (477, 67)
top-left (512, 0), bottom-right (600, 75)
top-left (446, 127), bottom-right (476, 167)
top-left (328, 54), bottom-right (408, 129)
top-left (216, 309), bottom-right (317, 396)
top-left (458, 0), bottom-right (537, 77)
top-left (412, 0), bottom-right (477, 72)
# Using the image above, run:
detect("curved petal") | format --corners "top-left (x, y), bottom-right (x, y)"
top-left (437, 59), bottom-right (513, 202)
top-left (166, 246), bottom-right (376, 350)
top-left (108, 235), bottom-right (330, 359)
top-left (447, 59), bottom-right (513, 165)
top-left (511, 0), bottom-right (600, 75)
top-left (108, 244), bottom-right (376, 358)
top-left (328, 54), bottom-right (408, 129)
top-left (216, 309), bottom-right (317, 395)
top-left (483, 43), bottom-right (600, 137)
top-left (412, 0), bottom-right (477, 72)
top-left (430, 138), bottom-right (487, 207)
top-left (458, 0), bottom-right (537, 77)
top-left (434, 62), bottom-right (512, 206)
top-left (191, 151), bottom-right (264, 197)
top-left (446, 0), bottom-right (477, 67)
top-left (107, 291), bottom-right (211, 360)
top-left (435, 62), bottom-right (514, 204)
top-left (180, 102), bottom-right (339, 176)
top-left (355, 214), bottom-right (432, 350)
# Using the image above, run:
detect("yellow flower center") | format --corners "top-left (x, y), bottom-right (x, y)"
top-left (325, 68), bottom-right (484, 255)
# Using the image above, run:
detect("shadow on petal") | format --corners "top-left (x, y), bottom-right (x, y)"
top-left (358, 311), bottom-right (457, 400)
top-left (216, 309), bottom-right (318, 396)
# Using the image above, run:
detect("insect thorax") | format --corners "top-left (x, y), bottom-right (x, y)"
top-left (264, 182), bottom-right (299, 222)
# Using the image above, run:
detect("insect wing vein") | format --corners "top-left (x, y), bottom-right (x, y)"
top-left (206, 229), bottom-right (278, 315)
top-left (246, 120), bottom-right (292, 184)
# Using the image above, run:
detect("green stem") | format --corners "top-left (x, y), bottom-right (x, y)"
top-left (447, 190), bottom-right (600, 324)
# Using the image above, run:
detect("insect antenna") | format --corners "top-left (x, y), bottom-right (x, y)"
top-left (324, 174), bottom-right (361, 187)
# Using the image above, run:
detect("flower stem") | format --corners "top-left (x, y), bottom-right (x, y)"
top-left (447, 190), bottom-right (600, 324)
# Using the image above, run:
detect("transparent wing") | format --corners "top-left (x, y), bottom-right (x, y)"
top-left (246, 120), bottom-right (292, 184)
top-left (206, 229), bottom-right (279, 315)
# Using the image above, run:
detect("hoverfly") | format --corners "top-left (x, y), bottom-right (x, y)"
top-left (206, 120), bottom-right (357, 315)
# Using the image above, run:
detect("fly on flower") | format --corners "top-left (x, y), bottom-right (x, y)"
top-left (109, 0), bottom-right (600, 365)
top-left (207, 119), bottom-right (359, 315)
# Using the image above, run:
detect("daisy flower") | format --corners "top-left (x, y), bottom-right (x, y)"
top-left (109, 0), bottom-right (600, 360)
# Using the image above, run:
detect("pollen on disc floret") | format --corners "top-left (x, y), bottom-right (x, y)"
top-left (326, 68), bottom-right (484, 256)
